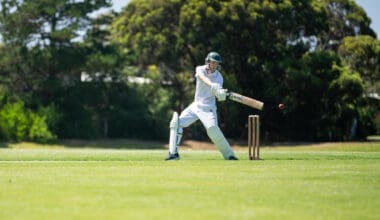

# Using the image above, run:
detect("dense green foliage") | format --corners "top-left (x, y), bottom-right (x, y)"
top-left (112, 0), bottom-right (378, 141)
top-left (0, 0), bottom-right (379, 142)
top-left (0, 95), bottom-right (56, 142)
top-left (339, 35), bottom-right (380, 92)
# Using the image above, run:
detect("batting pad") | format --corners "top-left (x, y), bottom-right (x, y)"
top-left (206, 126), bottom-right (235, 159)
top-left (169, 112), bottom-right (179, 154)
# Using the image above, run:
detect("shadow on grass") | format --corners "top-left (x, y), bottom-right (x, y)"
top-left (57, 139), bottom-right (166, 150)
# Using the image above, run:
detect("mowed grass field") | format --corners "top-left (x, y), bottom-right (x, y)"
top-left (1, 141), bottom-right (379, 220)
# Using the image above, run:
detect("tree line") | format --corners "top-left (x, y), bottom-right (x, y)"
top-left (0, 0), bottom-right (379, 143)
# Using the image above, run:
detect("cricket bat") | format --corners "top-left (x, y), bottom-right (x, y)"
top-left (227, 91), bottom-right (264, 110)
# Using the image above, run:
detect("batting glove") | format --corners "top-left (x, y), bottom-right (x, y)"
top-left (216, 89), bottom-right (227, 101)
top-left (210, 83), bottom-right (221, 96)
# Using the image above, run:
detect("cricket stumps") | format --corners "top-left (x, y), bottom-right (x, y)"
top-left (248, 115), bottom-right (260, 160)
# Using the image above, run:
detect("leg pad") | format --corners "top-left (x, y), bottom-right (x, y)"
top-left (206, 126), bottom-right (235, 159)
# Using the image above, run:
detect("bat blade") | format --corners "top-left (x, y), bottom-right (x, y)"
top-left (228, 92), bottom-right (264, 110)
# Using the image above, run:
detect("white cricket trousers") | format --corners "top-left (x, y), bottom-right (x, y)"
top-left (178, 102), bottom-right (235, 159)
top-left (179, 102), bottom-right (218, 129)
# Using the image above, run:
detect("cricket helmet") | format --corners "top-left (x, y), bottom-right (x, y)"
top-left (205, 51), bottom-right (222, 63)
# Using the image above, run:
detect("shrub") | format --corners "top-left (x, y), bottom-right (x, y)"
top-left (0, 102), bottom-right (29, 141)
top-left (0, 101), bottom-right (56, 143)
top-left (28, 113), bottom-right (57, 143)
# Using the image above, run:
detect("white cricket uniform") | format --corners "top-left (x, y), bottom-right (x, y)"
top-left (168, 64), bottom-right (235, 159)
top-left (173, 64), bottom-right (235, 159)
top-left (178, 65), bottom-right (223, 129)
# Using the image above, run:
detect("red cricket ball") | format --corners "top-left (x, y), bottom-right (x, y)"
top-left (278, 103), bottom-right (285, 110)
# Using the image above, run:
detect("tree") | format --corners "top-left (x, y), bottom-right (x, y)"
top-left (111, 0), bottom-right (193, 112)
top-left (0, 0), bottom-right (116, 140)
top-left (318, 0), bottom-right (376, 50)
top-left (338, 35), bottom-right (380, 93)
top-left (112, 0), bottom-right (376, 141)
top-left (0, 0), bottom-right (111, 94)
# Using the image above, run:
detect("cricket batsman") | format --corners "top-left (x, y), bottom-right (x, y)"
top-left (166, 52), bottom-right (238, 160)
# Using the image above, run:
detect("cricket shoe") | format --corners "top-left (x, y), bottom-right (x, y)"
top-left (227, 155), bottom-right (239, 160)
top-left (165, 153), bottom-right (180, 161)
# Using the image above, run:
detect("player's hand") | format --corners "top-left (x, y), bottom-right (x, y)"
top-left (216, 89), bottom-right (227, 101)
top-left (210, 83), bottom-right (221, 96)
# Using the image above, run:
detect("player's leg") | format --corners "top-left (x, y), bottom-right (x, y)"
top-left (167, 112), bottom-right (180, 160)
top-left (166, 104), bottom-right (198, 160)
top-left (206, 126), bottom-right (237, 160)
top-left (198, 108), bottom-right (237, 160)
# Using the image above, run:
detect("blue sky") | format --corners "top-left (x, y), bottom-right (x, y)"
top-left (355, 0), bottom-right (380, 37)
top-left (109, 0), bottom-right (379, 38)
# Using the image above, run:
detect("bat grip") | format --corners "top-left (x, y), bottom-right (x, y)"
top-left (225, 89), bottom-right (231, 97)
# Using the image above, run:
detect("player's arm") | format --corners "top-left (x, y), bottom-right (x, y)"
top-left (196, 68), bottom-right (214, 87)
top-left (196, 69), bottom-right (226, 101)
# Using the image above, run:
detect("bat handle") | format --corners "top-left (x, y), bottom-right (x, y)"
top-left (225, 89), bottom-right (231, 97)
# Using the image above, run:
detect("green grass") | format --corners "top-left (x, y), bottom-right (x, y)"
top-left (1, 142), bottom-right (380, 220)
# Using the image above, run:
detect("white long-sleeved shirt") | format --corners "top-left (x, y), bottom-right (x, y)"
top-left (194, 65), bottom-right (223, 110)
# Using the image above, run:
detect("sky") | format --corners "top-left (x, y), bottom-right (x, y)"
top-left (108, 0), bottom-right (379, 38)
top-left (355, 0), bottom-right (380, 37)
top-left (111, 0), bottom-right (130, 12)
